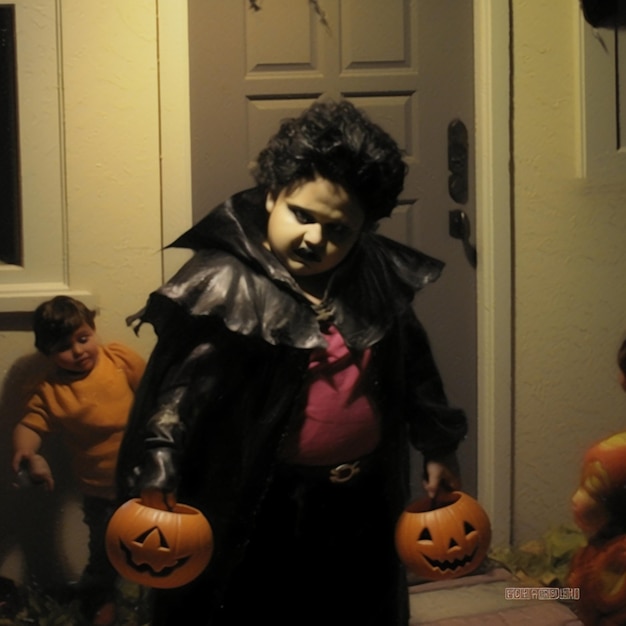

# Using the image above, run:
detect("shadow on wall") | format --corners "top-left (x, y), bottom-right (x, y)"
top-left (0, 352), bottom-right (86, 592)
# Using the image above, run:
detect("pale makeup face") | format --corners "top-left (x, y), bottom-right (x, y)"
top-left (50, 323), bottom-right (99, 376)
top-left (264, 177), bottom-right (364, 295)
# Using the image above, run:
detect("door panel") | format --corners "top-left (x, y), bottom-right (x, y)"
top-left (341, 1), bottom-right (409, 67)
top-left (188, 0), bottom-right (476, 496)
top-left (188, 0), bottom-right (421, 212)
top-left (408, 0), bottom-right (477, 497)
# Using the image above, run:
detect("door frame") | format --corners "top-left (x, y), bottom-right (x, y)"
top-left (474, 0), bottom-right (512, 547)
top-left (157, 0), bottom-right (513, 548)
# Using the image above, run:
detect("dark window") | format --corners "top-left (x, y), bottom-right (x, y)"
top-left (0, 5), bottom-right (22, 266)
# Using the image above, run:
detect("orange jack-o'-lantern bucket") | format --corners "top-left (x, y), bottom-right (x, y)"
top-left (106, 497), bottom-right (213, 589)
top-left (395, 491), bottom-right (491, 581)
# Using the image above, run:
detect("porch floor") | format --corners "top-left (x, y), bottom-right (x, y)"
top-left (408, 569), bottom-right (583, 626)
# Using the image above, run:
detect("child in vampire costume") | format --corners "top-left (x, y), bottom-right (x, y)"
top-left (116, 100), bottom-right (468, 626)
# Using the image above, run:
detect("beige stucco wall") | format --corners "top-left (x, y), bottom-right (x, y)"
top-left (0, 0), bottom-right (162, 583)
top-left (512, 0), bottom-right (626, 542)
top-left (61, 1), bottom-right (163, 339)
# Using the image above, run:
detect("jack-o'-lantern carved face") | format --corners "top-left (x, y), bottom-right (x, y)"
top-left (395, 491), bottom-right (491, 581)
top-left (106, 498), bottom-right (213, 589)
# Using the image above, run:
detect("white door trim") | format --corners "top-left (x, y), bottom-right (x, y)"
top-left (156, 0), bottom-right (193, 281)
top-left (157, 0), bottom-right (514, 547)
top-left (474, 0), bottom-right (512, 547)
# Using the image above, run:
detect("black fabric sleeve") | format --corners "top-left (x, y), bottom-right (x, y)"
top-left (401, 309), bottom-right (468, 457)
top-left (116, 318), bottom-right (222, 501)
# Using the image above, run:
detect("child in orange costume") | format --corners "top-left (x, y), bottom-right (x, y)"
top-left (571, 340), bottom-right (626, 539)
top-left (11, 296), bottom-right (145, 625)
top-left (569, 339), bottom-right (626, 625)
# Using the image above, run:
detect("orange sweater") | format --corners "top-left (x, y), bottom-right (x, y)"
top-left (20, 343), bottom-right (145, 499)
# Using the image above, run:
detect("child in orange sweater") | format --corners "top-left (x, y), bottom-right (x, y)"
top-left (12, 296), bottom-right (145, 625)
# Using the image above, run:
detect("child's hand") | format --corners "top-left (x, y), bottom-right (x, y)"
top-left (423, 453), bottom-right (461, 501)
top-left (12, 454), bottom-right (55, 491)
top-left (141, 488), bottom-right (176, 512)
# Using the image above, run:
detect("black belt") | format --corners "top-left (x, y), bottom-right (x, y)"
top-left (279, 450), bottom-right (381, 485)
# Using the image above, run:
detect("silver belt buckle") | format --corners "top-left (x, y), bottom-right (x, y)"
top-left (329, 461), bottom-right (361, 484)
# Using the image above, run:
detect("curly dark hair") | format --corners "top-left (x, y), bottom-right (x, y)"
top-left (33, 295), bottom-right (96, 354)
top-left (252, 100), bottom-right (407, 222)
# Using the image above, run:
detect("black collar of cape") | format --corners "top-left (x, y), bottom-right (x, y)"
top-left (134, 187), bottom-right (444, 351)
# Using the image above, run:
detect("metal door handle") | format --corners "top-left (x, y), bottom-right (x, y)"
top-left (449, 209), bottom-right (477, 268)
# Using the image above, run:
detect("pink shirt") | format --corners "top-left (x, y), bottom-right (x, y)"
top-left (281, 325), bottom-right (380, 466)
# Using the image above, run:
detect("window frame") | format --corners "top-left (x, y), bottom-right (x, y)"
top-left (579, 15), bottom-right (626, 178)
top-left (0, 0), bottom-right (78, 312)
